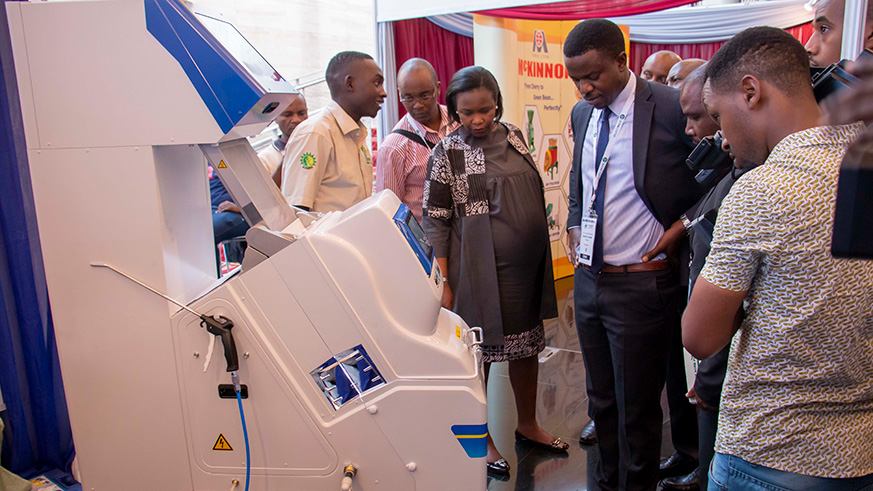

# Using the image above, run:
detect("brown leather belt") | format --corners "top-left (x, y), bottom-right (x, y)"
top-left (599, 259), bottom-right (670, 274)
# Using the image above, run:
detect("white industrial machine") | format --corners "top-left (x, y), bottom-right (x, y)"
top-left (6, 0), bottom-right (487, 489)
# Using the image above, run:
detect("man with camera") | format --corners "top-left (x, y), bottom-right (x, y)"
top-left (806, 0), bottom-right (873, 68)
top-left (683, 27), bottom-right (873, 489)
top-left (647, 64), bottom-right (750, 491)
top-left (825, 49), bottom-right (873, 126)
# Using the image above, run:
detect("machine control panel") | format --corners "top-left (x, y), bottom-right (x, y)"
top-left (392, 204), bottom-right (433, 275)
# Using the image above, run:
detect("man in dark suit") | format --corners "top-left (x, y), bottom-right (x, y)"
top-left (563, 19), bottom-right (702, 491)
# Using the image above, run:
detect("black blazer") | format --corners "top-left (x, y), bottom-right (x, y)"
top-left (567, 75), bottom-right (702, 232)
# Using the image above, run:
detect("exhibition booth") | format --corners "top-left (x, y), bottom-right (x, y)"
top-left (4, 0), bottom-right (868, 489)
top-left (376, 0), bottom-right (813, 277)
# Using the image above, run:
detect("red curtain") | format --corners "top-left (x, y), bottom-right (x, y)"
top-left (478, 0), bottom-right (696, 20)
top-left (627, 23), bottom-right (814, 73)
top-left (392, 18), bottom-right (814, 115)
top-left (393, 18), bottom-right (475, 118)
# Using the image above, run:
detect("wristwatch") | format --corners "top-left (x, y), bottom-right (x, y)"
top-left (680, 213), bottom-right (692, 232)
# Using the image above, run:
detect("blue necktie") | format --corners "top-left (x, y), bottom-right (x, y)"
top-left (591, 107), bottom-right (612, 274)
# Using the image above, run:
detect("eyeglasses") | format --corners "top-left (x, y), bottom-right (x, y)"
top-left (399, 90), bottom-right (437, 105)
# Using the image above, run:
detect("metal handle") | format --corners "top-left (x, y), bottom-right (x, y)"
top-left (201, 315), bottom-right (239, 372)
top-left (316, 350), bottom-right (362, 374)
top-left (463, 326), bottom-right (483, 347)
top-left (462, 326), bottom-right (484, 382)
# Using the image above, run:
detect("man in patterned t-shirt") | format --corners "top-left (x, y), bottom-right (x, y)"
top-left (683, 27), bottom-right (873, 489)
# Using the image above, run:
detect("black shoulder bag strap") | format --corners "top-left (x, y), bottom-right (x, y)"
top-left (392, 129), bottom-right (436, 150)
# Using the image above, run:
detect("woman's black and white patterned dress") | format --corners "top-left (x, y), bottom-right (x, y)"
top-left (423, 121), bottom-right (557, 363)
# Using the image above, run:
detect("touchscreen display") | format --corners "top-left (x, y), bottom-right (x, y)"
top-left (393, 205), bottom-right (433, 274)
top-left (406, 213), bottom-right (433, 261)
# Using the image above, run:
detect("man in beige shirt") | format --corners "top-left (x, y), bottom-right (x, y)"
top-left (282, 51), bottom-right (386, 212)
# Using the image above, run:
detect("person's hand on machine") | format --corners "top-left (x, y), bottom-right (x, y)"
top-left (436, 257), bottom-right (454, 309)
top-left (441, 283), bottom-right (455, 310)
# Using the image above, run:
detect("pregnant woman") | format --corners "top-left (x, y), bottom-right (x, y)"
top-left (422, 66), bottom-right (565, 477)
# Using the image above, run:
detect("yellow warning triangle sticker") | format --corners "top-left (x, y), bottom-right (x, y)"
top-left (213, 433), bottom-right (233, 451)
top-left (218, 160), bottom-right (227, 169)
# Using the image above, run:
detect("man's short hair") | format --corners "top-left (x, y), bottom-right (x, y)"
top-left (563, 19), bottom-right (626, 59)
top-left (325, 51), bottom-right (373, 97)
top-left (705, 27), bottom-right (810, 95)
top-left (397, 58), bottom-right (438, 86)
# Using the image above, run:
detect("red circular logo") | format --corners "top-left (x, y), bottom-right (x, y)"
top-left (535, 31), bottom-right (544, 48)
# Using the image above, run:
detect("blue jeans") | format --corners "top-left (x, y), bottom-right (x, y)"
top-left (212, 211), bottom-right (248, 268)
top-left (709, 453), bottom-right (873, 491)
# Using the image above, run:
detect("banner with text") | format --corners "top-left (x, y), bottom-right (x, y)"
top-left (473, 15), bottom-right (629, 279)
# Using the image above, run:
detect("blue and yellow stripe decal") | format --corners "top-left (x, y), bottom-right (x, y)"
top-left (451, 424), bottom-right (488, 458)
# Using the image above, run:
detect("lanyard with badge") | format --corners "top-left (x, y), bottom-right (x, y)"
top-left (577, 91), bottom-right (635, 267)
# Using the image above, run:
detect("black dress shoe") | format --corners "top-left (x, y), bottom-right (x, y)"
top-left (660, 469), bottom-right (700, 490)
top-left (659, 452), bottom-right (698, 479)
top-left (578, 420), bottom-right (597, 445)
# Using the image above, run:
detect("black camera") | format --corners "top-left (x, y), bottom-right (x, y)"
top-left (811, 49), bottom-right (873, 102)
top-left (833, 137), bottom-right (873, 259)
top-left (686, 132), bottom-right (733, 188)
top-left (827, 49), bottom-right (873, 259)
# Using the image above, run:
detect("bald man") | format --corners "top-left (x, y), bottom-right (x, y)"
top-left (376, 58), bottom-right (457, 221)
top-left (642, 50), bottom-right (682, 84)
top-left (282, 51), bottom-right (386, 212)
top-left (667, 59), bottom-right (706, 89)
top-left (260, 94), bottom-right (309, 187)
top-left (658, 65), bottom-right (735, 491)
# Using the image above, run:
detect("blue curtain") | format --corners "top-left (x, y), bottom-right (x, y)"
top-left (0, 1), bottom-right (75, 477)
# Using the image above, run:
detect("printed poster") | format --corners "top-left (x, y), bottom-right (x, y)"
top-left (474, 15), bottom-right (629, 279)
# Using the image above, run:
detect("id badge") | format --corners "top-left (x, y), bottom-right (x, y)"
top-left (577, 211), bottom-right (597, 267)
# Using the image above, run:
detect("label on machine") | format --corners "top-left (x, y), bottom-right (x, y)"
top-left (213, 434), bottom-right (234, 451)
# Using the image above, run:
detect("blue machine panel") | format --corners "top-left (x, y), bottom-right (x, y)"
top-left (311, 345), bottom-right (385, 410)
top-left (144, 0), bottom-right (287, 133)
top-left (393, 204), bottom-right (434, 274)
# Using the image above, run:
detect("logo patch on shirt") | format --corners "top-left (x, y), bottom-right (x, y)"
top-left (300, 153), bottom-right (316, 169)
